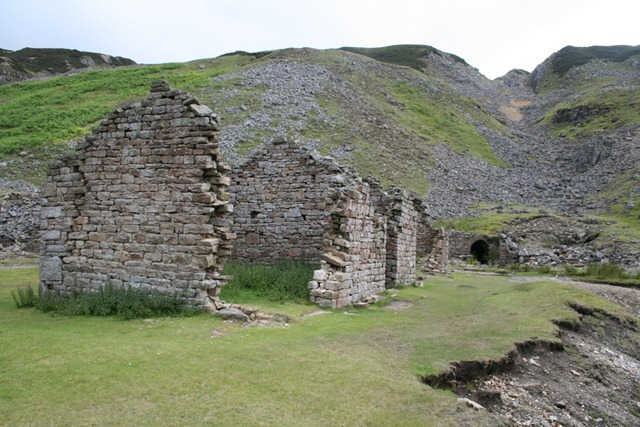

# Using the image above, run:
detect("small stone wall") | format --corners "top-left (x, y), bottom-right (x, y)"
top-left (384, 188), bottom-right (417, 286)
top-left (417, 221), bottom-right (449, 273)
top-left (229, 140), bottom-right (343, 264)
top-left (308, 181), bottom-right (387, 308)
top-left (40, 81), bottom-right (234, 307)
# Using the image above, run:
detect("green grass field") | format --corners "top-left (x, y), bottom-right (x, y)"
top-left (0, 265), bottom-right (633, 426)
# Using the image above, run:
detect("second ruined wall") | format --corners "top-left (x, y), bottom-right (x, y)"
top-left (230, 140), bottom-right (443, 308)
top-left (230, 141), bottom-right (389, 308)
top-left (229, 140), bottom-right (343, 264)
top-left (415, 203), bottom-right (449, 273)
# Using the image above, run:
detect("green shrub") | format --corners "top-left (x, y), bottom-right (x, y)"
top-left (222, 260), bottom-right (316, 302)
top-left (13, 283), bottom-right (192, 319)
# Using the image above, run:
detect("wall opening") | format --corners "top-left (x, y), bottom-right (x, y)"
top-left (470, 240), bottom-right (490, 264)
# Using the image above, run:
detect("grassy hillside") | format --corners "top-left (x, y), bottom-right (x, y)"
top-left (533, 46), bottom-right (640, 140)
top-left (0, 60), bottom-right (245, 155)
top-left (550, 45), bottom-right (640, 77)
top-left (0, 48), bottom-right (507, 194)
top-left (542, 88), bottom-right (640, 140)
top-left (340, 44), bottom-right (467, 71)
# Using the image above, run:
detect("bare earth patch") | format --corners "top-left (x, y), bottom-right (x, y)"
top-left (384, 300), bottom-right (414, 311)
top-left (427, 280), bottom-right (640, 426)
top-left (500, 99), bottom-right (533, 122)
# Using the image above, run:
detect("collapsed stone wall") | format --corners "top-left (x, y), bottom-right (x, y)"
top-left (416, 215), bottom-right (449, 274)
top-left (308, 180), bottom-right (387, 308)
top-left (40, 81), bottom-right (234, 307)
top-left (229, 140), bottom-right (343, 264)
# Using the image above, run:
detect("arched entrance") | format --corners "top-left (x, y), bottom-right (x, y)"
top-left (470, 240), bottom-right (490, 264)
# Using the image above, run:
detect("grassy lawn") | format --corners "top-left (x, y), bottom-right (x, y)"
top-left (0, 265), bottom-right (633, 426)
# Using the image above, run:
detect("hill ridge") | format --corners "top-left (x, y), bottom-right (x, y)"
top-left (0, 47), bottom-right (136, 85)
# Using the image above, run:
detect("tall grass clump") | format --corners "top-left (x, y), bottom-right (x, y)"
top-left (11, 285), bottom-right (38, 308)
top-left (12, 283), bottom-right (192, 319)
top-left (222, 260), bottom-right (316, 302)
top-left (563, 264), bottom-right (578, 275)
top-left (584, 263), bottom-right (633, 280)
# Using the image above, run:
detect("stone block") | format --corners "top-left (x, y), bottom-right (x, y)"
top-left (41, 206), bottom-right (63, 218)
top-left (321, 253), bottom-right (347, 267)
top-left (312, 270), bottom-right (327, 281)
top-left (40, 257), bottom-right (63, 282)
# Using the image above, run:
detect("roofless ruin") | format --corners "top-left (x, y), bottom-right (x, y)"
top-left (40, 82), bottom-right (448, 309)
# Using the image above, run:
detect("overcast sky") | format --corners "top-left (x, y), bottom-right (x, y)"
top-left (1, 0), bottom-right (638, 79)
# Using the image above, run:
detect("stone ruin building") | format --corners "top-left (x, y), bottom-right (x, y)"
top-left (39, 81), bottom-right (449, 309)
top-left (40, 81), bottom-right (235, 308)
top-left (229, 140), bottom-right (448, 308)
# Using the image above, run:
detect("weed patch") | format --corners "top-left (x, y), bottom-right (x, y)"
top-left (583, 263), bottom-right (639, 281)
top-left (222, 260), bottom-right (316, 303)
top-left (12, 283), bottom-right (192, 319)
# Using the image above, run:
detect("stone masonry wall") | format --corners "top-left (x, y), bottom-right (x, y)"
top-left (448, 231), bottom-right (472, 260)
top-left (308, 181), bottom-right (387, 308)
top-left (229, 140), bottom-right (342, 264)
top-left (40, 81), bottom-right (234, 307)
top-left (384, 188), bottom-right (417, 286)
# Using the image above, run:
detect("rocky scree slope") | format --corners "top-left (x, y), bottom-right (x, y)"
top-left (197, 45), bottom-right (640, 269)
top-left (202, 46), bottom-right (639, 220)
top-left (205, 47), bottom-right (510, 199)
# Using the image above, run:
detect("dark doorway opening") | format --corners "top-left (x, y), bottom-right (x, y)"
top-left (470, 240), bottom-right (490, 264)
